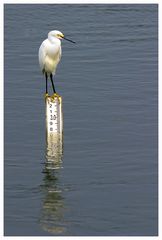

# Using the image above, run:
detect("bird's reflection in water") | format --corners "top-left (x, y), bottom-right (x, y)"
top-left (40, 133), bottom-right (66, 235)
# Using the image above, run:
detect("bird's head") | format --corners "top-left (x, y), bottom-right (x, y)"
top-left (48, 30), bottom-right (76, 43)
top-left (51, 30), bottom-right (64, 39)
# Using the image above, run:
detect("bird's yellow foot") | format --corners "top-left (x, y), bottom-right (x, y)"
top-left (44, 93), bottom-right (49, 99)
top-left (51, 92), bottom-right (62, 103)
top-left (52, 92), bottom-right (60, 98)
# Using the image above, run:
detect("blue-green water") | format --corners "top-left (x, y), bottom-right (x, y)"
top-left (4, 4), bottom-right (158, 236)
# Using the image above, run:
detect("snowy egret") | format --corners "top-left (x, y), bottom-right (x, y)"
top-left (38, 30), bottom-right (75, 94)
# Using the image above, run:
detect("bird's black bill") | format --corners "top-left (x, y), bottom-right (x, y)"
top-left (63, 36), bottom-right (76, 44)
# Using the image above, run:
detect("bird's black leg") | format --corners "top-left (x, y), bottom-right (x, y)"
top-left (50, 74), bottom-right (56, 93)
top-left (45, 72), bottom-right (48, 94)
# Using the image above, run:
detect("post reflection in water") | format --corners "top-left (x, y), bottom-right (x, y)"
top-left (40, 132), bottom-right (66, 235)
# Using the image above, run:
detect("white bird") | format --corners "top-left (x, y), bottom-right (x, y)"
top-left (38, 30), bottom-right (75, 94)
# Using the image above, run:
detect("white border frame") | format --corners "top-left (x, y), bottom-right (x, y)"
top-left (1, 1), bottom-right (160, 240)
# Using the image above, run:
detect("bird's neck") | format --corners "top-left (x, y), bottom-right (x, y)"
top-left (48, 35), bottom-right (61, 45)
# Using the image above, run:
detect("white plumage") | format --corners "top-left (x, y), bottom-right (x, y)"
top-left (39, 30), bottom-right (62, 76)
top-left (38, 30), bottom-right (75, 94)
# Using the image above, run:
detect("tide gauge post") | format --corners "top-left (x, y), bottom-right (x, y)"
top-left (45, 94), bottom-right (63, 166)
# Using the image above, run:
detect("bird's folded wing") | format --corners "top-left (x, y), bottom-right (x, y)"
top-left (38, 42), bottom-right (47, 73)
